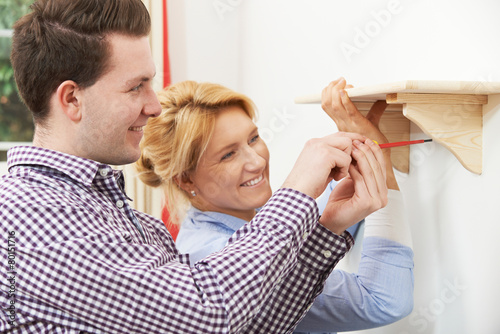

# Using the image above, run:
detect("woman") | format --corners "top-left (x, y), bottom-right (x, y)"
top-left (136, 80), bottom-right (414, 333)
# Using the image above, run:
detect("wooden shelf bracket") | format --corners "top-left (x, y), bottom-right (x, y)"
top-left (387, 93), bottom-right (486, 174)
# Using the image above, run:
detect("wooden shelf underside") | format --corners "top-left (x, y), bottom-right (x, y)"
top-left (295, 80), bottom-right (500, 174)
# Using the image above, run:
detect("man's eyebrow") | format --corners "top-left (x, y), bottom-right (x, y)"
top-left (125, 77), bottom-right (150, 85)
top-left (125, 72), bottom-right (157, 86)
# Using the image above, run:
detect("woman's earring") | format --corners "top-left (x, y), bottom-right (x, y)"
top-left (190, 190), bottom-right (196, 197)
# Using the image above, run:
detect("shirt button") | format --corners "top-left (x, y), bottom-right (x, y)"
top-left (302, 232), bottom-right (309, 240)
top-left (322, 250), bottom-right (332, 258)
top-left (116, 200), bottom-right (124, 208)
top-left (99, 169), bottom-right (109, 177)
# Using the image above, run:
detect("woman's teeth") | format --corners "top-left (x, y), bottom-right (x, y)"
top-left (242, 174), bottom-right (263, 187)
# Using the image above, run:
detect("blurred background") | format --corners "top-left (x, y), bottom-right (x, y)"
top-left (0, 0), bottom-right (34, 167)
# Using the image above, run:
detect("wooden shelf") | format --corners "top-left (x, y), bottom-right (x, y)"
top-left (295, 80), bottom-right (500, 174)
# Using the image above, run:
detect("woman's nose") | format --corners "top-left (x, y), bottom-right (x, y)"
top-left (243, 147), bottom-right (266, 171)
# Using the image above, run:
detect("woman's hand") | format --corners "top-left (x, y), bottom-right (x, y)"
top-left (319, 138), bottom-right (388, 235)
top-left (321, 78), bottom-right (399, 190)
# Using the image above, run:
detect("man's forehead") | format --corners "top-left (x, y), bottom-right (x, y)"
top-left (105, 34), bottom-right (155, 80)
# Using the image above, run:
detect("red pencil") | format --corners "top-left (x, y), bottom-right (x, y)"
top-left (376, 139), bottom-right (433, 148)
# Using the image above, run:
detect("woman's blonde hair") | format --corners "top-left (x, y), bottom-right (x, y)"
top-left (135, 81), bottom-right (257, 224)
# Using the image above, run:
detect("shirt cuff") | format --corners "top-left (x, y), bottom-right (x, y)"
top-left (244, 187), bottom-right (320, 249)
top-left (361, 236), bottom-right (414, 268)
top-left (363, 189), bottom-right (413, 249)
top-left (298, 223), bottom-right (355, 272)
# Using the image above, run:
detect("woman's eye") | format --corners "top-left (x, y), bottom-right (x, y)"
top-left (221, 151), bottom-right (234, 161)
top-left (249, 135), bottom-right (259, 144)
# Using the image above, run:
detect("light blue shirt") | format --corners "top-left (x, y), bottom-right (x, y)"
top-left (176, 182), bottom-right (414, 333)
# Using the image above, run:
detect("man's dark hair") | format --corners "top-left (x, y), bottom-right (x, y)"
top-left (10, 0), bottom-right (151, 125)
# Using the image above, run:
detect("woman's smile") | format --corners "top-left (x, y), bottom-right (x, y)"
top-left (241, 174), bottom-right (264, 187)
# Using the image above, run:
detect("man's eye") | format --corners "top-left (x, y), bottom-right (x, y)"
top-left (131, 84), bottom-right (143, 92)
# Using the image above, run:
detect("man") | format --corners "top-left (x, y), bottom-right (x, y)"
top-left (1, 0), bottom-right (388, 332)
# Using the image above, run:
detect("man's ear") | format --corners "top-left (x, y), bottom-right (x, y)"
top-left (174, 172), bottom-right (195, 194)
top-left (55, 80), bottom-right (82, 122)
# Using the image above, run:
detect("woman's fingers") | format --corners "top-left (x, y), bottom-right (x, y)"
top-left (339, 89), bottom-right (360, 117)
top-left (322, 78), bottom-right (347, 119)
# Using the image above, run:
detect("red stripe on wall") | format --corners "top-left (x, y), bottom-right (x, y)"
top-left (161, 0), bottom-right (177, 239)
top-left (163, 0), bottom-right (171, 88)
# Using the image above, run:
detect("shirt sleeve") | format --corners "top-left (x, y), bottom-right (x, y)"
top-left (293, 190), bottom-right (415, 333)
top-left (5, 188), bottom-right (348, 333)
top-left (239, 223), bottom-right (355, 333)
top-left (363, 189), bottom-right (413, 248)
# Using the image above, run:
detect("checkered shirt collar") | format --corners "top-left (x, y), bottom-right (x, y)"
top-left (7, 145), bottom-right (115, 187)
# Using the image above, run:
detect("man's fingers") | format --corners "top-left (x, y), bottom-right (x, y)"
top-left (352, 139), bottom-right (387, 202)
top-left (352, 142), bottom-right (378, 198)
top-left (365, 138), bottom-right (387, 180)
top-left (346, 162), bottom-right (367, 199)
top-left (328, 149), bottom-right (352, 181)
top-left (322, 132), bottom-right (367, 156)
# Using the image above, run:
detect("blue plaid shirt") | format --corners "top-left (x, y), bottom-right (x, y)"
top-left (1, 146), bottom-right (353, 333)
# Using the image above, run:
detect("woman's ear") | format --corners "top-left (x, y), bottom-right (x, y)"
top-left (174, 172), bottom-right (195, 194)
top-left (55, 80), bottom-right (82, 122)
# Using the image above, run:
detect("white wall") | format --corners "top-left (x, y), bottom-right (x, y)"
top-left (166, 1), bottom-right (500, 333)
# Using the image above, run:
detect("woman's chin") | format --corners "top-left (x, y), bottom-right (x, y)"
top-left (255, 188), bottom-right (273, 208)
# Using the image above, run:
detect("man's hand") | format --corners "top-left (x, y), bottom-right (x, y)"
top-left (319, 138), bottom-right (388, 235)
top-left (281, 132), bottom-right (367, 199)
